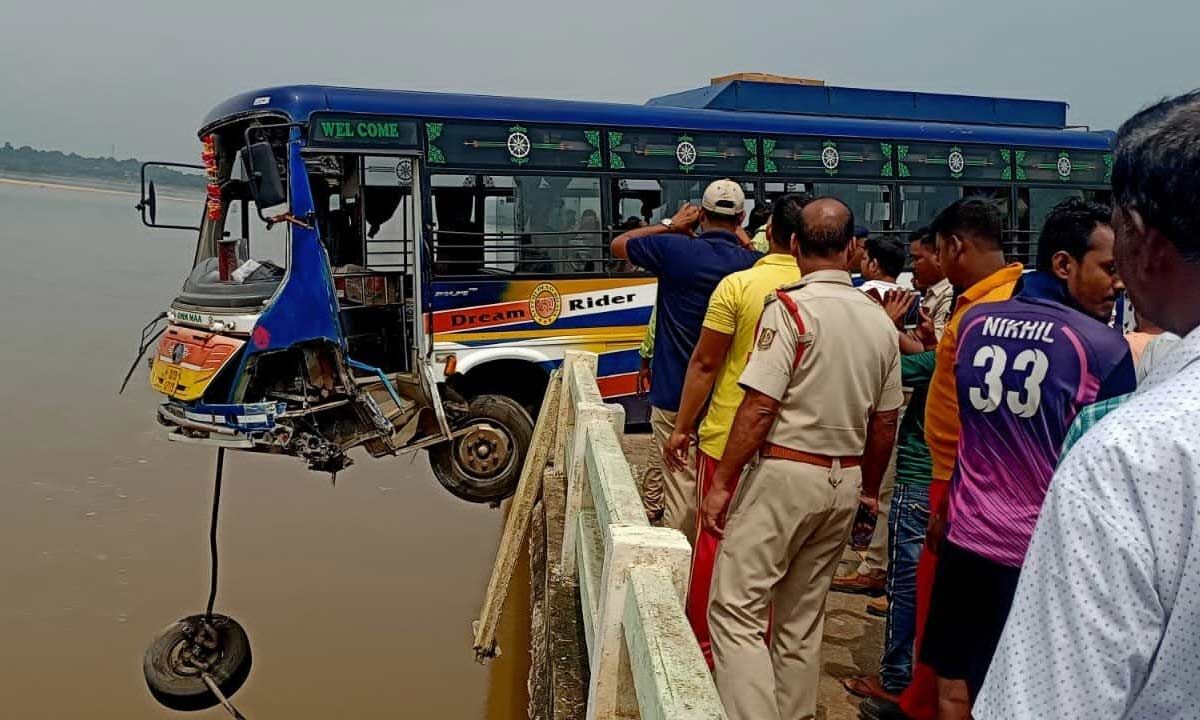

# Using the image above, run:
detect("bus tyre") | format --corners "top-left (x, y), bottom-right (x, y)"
top-left (143, 614), bottom-right (252, 711)
top-left (431, 394), bottom-right (534, 504)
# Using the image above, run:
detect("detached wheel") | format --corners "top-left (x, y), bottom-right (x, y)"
top-left (143, 614), bottom-right (252, 711)
top-left (430, 394), bottom-right (534, 504)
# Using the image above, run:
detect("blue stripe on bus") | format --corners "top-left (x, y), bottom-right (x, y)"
top-left (597, 348), bottom-right (642, 375)
top-left (533, 346), bottom-right (641, 374)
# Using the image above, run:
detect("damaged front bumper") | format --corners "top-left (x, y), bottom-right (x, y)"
top-left (157, 401), bottom-right (288, 448)
top-left (157, 400), bottom-right (354, 473)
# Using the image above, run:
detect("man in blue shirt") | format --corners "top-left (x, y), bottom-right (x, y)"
top-left (612, 179), bottom-right (760, 540)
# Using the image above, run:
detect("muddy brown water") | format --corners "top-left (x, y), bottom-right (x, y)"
top-left (0, 179), bottom-right (529, 719)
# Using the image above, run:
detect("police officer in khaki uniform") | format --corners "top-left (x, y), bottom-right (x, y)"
top-left (700, 195), bottom-right (902, 720)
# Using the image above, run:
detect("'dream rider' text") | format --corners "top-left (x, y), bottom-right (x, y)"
top-left (567, 293), bottom-right (635, 311)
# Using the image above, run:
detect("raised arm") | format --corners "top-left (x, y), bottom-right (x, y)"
top-left (610, 203), bottom-right (700, 260)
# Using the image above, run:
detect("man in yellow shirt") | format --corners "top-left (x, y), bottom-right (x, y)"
top-left (663, 197), bottom-right (803, 663)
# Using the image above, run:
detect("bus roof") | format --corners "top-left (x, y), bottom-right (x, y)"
top-left (648, 80), bottom-right (1069, 129)
top-left (201, 84), bottom-right (1113, 151)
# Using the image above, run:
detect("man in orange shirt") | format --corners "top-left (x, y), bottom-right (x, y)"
top-left (860, 197), bottom-right (1022, 720)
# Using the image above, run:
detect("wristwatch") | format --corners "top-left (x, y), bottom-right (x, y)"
top-left (660, 218), bottom-right (674, 229)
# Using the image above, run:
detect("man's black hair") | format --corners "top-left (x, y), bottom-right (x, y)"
top-left (770, 194), bottom-right (807, 252)
top-left (865, 235), bottom-right (906, 278)
top-left (1036, 197), bottom-right (1112, 272)
top-left (1113, 90), bottom-right (1200, 263)
top-left (908, 225), bottom-right (934, 249)
top-left (746, 202), bottom-right (773, 236)
top-left (929, 197), bottom-right (1004, 250)
top-left (797, 197), bottom-right (855, 257)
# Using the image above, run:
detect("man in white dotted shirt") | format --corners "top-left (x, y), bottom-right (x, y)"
top-left (975, 91), bottom-right (1200, 719)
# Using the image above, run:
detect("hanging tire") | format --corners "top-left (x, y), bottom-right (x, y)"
top-left (430, 394), bottom-right (534, 504)
top-left (143, 614), bottom-right (252, 711)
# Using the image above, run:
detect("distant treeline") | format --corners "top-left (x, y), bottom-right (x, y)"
top-left (0, 142), bottom-right (206, 190)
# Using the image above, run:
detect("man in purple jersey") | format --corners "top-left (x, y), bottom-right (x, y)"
top-left (919, 197), bottom-right (1136, 718)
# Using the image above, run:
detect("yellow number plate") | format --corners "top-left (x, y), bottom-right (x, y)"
top-left (151, 361), bottom-right (183, 395)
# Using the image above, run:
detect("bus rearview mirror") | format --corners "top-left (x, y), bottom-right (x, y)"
top-left (135, 161), bottom-right (201, 232)
top-left (244, 141), bottom-right (287, 210)
top-left (144, 181), bottom-right (157, 224)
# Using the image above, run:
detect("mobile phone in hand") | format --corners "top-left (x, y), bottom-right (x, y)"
top-left (851, 502), bottom-right (877, 549)
top-left (902, 291), bottom-right (922, 329)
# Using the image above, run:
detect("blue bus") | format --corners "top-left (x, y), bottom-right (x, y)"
top-left (136, 77), bottom-right (1113, 503)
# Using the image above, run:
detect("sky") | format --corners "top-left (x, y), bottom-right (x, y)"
top-left (0, 0), bottom-right (1194, 161)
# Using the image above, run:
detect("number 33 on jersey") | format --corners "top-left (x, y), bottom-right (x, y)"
top-left (952, 295), bottom-right (1136, 482)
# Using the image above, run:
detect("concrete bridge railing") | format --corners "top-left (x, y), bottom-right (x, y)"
top-left (557, 351), bottom-right (726, 720)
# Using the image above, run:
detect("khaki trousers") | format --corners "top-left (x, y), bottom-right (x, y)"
top-left (709, 457), bottom-right (861, 720)
top-left (649, 406), bottom-right (697, 541)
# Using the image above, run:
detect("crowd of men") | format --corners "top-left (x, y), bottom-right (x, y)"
top-left (609, 91), bottom-right (1200, 720)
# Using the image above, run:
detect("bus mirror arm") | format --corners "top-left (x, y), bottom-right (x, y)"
top-left (264, 211), bottom-right (314, 231)
top-left (136, 161), bottom-right (202, 232)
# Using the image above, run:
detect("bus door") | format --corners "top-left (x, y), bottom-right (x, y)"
top-left (322, 154), bottom-right (424, 375)
top-left (361, 154), bottom-right (449, 433)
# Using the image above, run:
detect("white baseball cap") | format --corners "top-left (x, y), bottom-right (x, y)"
top-left (701, 179), bottom-right (746, 216)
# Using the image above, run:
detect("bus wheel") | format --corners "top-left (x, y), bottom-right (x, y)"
top-left (143, 614), bottom-right (251, 711)
top-left (430, 394), bottom-right (534, 504)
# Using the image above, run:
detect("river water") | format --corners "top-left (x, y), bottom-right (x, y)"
top-left (0, 179), bottom-right (527, 719)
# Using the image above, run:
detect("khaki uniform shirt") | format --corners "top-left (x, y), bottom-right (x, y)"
top-left (739, 269), bottom-right (903, 457)
top-left (922, 277), bottom-right (955, 342)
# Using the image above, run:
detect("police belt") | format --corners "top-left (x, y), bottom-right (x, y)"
top-left (760, 443), bottom-right (862, 468)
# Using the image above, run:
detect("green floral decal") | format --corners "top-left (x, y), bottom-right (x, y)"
top-left (585, 131), bottom-right (603, 168)
top-left (881, 142), bottom-right (893, 177)
top-left (426, 122), bottom-right (445, 165)
top-left (743, 138), bottom-right (758, 173)
top-left (763, 138), bottom-right (778, 174)
top-left (1103, 153), bottom-right (1114, 183)
top-left (897, 144), bottom-right (911, 178)
top-left (1015, 150), bottom-right (1028, 181)
top-left (608, 131), bottom-right (626, 169)
top-left (585, 130), bottom-right (602, 168)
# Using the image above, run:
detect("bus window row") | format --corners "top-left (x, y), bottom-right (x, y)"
top-left (292, 155), bottom-right (1114, 278)
top-left (428, 174), bottom-right (1112, 276)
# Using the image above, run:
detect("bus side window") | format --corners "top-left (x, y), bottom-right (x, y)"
top-left (431, 175), bottom-right (484, 275)
top-left (431, 174), bottom-right (602, 276)
top-left (614, 177), bottom-right (755, 225)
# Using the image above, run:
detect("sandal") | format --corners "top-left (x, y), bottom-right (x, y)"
top-left (841, 675), bottom-right (898, 703)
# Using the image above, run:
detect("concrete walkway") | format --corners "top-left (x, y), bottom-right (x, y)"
top-left (621, 431), bottom-right (883, 720)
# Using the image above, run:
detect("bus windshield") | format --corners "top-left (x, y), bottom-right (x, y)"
top-left (178, 128), bottom-right (290, 309)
